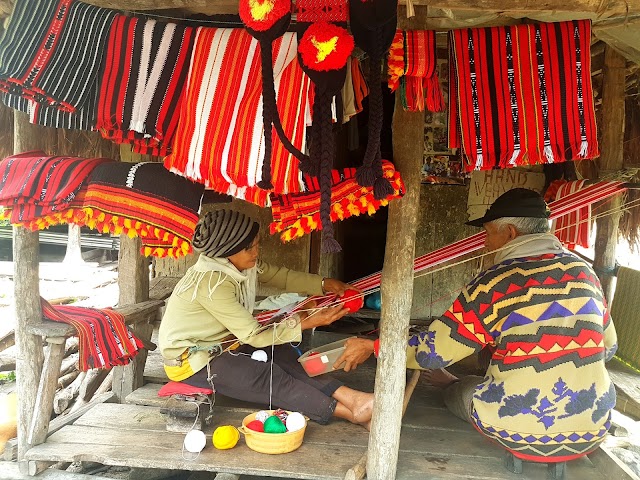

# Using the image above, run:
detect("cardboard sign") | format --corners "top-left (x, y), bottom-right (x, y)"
top-left (468, 170), bottom-right (545, 221)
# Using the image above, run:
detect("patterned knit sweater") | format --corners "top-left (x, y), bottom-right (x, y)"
top-left (407, 234), bottom-right (617, 462)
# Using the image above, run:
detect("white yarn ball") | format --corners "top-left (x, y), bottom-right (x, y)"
top-left (285, 412), bottom-right (306, 432)
top-left (183, 429), bottom-right (206, 453)
top-left (251, 349), bottom-right (268, 362)
top-left (255, 410), bottom-right (270, 423)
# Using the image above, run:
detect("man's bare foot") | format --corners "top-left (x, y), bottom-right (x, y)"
top-left (423, 368), bottom-right (459, 389)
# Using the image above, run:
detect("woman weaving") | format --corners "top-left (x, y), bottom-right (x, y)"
top-left (159, 209), bottom-right (374, 428)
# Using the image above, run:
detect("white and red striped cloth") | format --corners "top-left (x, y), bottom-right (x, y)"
top-left (549, 180), bottom-right (591, 249)
top-left (164, 29), bottom-right (311, 207)
top-left (255, 181), bottom-right (627, 323)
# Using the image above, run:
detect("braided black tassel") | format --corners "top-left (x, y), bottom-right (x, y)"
top-left (256, 45), bottom-right (276, 190)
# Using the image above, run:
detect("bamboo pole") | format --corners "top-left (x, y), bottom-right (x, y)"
top-left (366, 81), bottom-right (425, 479)
top-left (594, 45), bottom-right (626, 300)
top-left (13, 112), bottom-right (56, 461)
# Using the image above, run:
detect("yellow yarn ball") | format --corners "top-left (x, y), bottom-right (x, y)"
top-left (213, 425), bottom-right (240, 450)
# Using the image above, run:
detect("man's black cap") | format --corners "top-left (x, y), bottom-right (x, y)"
top-left (466, 188), bottom-right (551, 227)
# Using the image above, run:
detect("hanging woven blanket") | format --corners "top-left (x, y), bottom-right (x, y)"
top-left (545, 179), bottom-right (591, 249)
top-left (449, 20), bottom-right (598, 171)
top-left (164, 28), bottom-right (310, 207)
top-left (96, 15), bottom-right (196, 156)
top-left (0, 151), bottom-right (112, 228)
top-left (41, 298), bottom-right (143, 371)
top-left (80, 162), bottom-right (204, 258)
top-left (387, 29), bottom-right (444, 112)
top-left (270, 160), bottom-right (404, 242)
top-left (0, 0), bottom-right (115, 113)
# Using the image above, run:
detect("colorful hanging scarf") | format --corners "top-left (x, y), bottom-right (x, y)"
top-left (269, 160), bottom-right (404, 242)
top-left (387, 29), bottom-right (444, 112)
top-left (80, 162), bottom-right (204, 258)
top-left (0, 151), bottom-right (111, 228)
top-left (0, 0), bottom-right (115, 113)
top-left (545, 179), bottom-right (591, 249)
top-left (164, 28), bottom-right (310, 207)
top-left (41, 297), bottom-right (143, 371)
top-left (450, 20), bottom-right (598, 171)
top-left (96, 15), bottom-right (196, 156)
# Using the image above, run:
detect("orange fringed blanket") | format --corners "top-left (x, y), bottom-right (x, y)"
top-left (270, 160), bottom-right (404, 242)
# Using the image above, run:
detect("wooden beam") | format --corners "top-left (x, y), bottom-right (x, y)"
top-left (594, 46), bottom-right (626, 300)
top-left (12, 111), bottom-right (56, 461)
top-left (366, 67), bottom-right (425, 480)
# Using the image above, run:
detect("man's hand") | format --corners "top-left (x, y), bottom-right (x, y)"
top-left (300, 304), bottom-right (349, 330)
top-left (322, 278), bottom-right (360, 297)
top-left (333, 337), bottom-right (375, 372)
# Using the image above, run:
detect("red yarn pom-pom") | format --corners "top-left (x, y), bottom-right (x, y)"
top-left (303, 356), bottom-right (326, 376)
top-left (299, 22), bottom-right (354, 72)
top-left (247, 420), bottom-right (265, 432)
top-left (239, 0), bottom-right (291, 32)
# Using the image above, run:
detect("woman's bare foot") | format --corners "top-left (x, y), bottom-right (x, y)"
top-left (351, 392), bottom-right (374, 425)
top-left (422, 368), bottom-right (459, 389)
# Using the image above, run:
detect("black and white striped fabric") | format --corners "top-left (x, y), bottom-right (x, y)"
top-left (0, 0), bottom-right (115, 114)
top-left (192, 210), bottom-right (260, 259)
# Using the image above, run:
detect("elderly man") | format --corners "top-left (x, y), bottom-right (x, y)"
top-left (336, 188), bottom-right (617, 462)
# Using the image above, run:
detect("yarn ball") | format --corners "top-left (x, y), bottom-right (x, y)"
top-left (246, 419), bottom-right (265, 432)
top-left (298, 22), bottom-right (354, 72)
top-left (255, 410), bottom-right (270, 423)
top-left (303, 356), bottom-right (327, 376)
top-left (341, 289), bottom-right (364, 313)
top-left (213, 425), bottom-right (240, 450)
top-left (263, 415), bottom-right (287, 434)
top-left (251, 349), bottom-right (268, 362)
top-left (365, 291), bottom-right (381, 311)
top-left (285, 412), bottom-right (306, 432)
top-left (183, 429), bottom-right (207, 453)
top-left (273, 408), bottom-right (289, 424)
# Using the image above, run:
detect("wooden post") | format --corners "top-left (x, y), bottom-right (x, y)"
top-left (594, 45), bottom-right (626, 300)
top-left (63, 223), bottom-right (84, 264)
top-left (13, 112), bottom-right (56, 460)
top-left (366, 87), bottom-right (424, 478)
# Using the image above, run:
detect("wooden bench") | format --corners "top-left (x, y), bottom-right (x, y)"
top-left (25, 300), bottom-right (164, 450)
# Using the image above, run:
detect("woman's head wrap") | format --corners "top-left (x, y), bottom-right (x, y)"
top-left (192, 210), bottom-right (260, 258)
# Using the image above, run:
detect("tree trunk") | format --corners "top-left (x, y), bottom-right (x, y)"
top-left (63, 224), bottom-right (84, 264)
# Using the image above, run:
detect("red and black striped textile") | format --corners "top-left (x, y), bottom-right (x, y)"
top-left (449, 20), bottom-right (598, 172)
top-left (0, 151), bottom-right (112, 228)
top-left (96, 15), bottom-right (196, 156)
top-left (0, 0), bottom-right (116, 114)
top-left (41, 298), bottom-right (143, 371)
top-left (269, 160), bottom-right (404, 242)
top-left (81, 162), bottom-right (204, 258)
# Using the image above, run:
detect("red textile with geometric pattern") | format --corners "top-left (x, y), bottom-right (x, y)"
top-left (450, 20), bottom-right (598, 171)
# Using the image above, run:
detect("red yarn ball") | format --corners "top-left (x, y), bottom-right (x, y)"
top-left (304, 356), bottom-right (326, 376)
top-left (239, 0), bottom-right (291, 32)
top-left (298, 22), bottom-right (354, 72)
top-left (341, 289), bottom-right (364, 313)
top-left (247, 419), bottom-right (265, 432)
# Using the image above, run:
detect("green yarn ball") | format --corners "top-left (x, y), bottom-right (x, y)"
top-left (263, 415), bottom-right (287, 434)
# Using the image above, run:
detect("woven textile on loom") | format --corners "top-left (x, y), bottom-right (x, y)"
top-left (96, 15), bottom-right (196, 156)
top-left (164, 29), bottom-right (311, 207)
top-left (449, 20), bottom-right (598, 171)
top-left (41, 298), bottom-right (143, 371)
top-left (80, 162), bottom-right (204, 258)
top-left (387, 29), bottom-right (444, 112)
top-left (269, 160), bottom-right (404, 242)
top-left (0, 151), bottom-right (112, 228)
top-left (545, 179), bottom-right (591, 249)
top-left (0, 0), bottom-right (115, 113)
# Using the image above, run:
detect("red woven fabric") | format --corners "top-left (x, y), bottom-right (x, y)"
top-left (450, 20), bottom-right (598, 171)
top-left (296, 0), bottom-right (349, 22)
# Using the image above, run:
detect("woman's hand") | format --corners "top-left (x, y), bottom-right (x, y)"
top-left (333, 337), bottom-right (375, 372)
top-left (322, 278), bottom-right (360, 297)
top-left (300, 304), bottom-right (349, 330)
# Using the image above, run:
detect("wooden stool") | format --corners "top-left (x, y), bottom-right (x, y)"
top-left (504, 452), bottom-right (566, 480)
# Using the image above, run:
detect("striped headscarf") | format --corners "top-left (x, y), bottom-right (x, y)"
top-left (192, 210), bottom-right (259, 259)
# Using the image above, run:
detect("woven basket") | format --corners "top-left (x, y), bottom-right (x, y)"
top-left (238, 410), bottom-right (307, 454)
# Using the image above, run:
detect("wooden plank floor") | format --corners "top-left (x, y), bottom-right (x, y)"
top-left (26, 332), bottom-right (607, 479)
